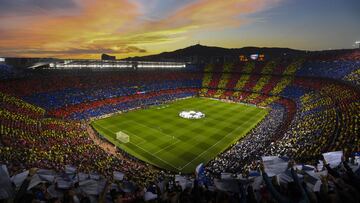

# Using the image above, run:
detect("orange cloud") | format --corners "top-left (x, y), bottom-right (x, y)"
top-left (140, 0), bottom-right (281, 33)
top-left (0, 0), bottom-right (142, 58)
top-left (0, 0), bottom-right (282, 59)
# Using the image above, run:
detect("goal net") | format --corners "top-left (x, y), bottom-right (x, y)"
top-left (116, 131), bottom-right (130, 143)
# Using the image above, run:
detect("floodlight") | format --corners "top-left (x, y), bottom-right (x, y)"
top-left (250, 54), bottom-right (259, 60)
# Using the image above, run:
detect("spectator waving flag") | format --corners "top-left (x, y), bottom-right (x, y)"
top-left (195, 163), bottom-right (207, 186)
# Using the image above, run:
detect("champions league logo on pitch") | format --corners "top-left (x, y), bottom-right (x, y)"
top-left (179, 111), bottom-right (205, 119)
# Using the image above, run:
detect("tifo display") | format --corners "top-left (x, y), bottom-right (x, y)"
top-left (0, 47), bottom-right (359, 202)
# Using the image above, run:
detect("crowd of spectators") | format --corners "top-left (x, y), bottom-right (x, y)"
top-left (344, 68), bottom-right (360, 86)
top-left (1, 151), bottom-right (359, 203)
top-left (0, 71), bottom-right (203, 121)
top-left (0, 71), bottom-right (203, 108)
top-left (296, 60), bottom-right (359, 80)
top-left (268, 79), bottom-right (360, 163)
top-left (0, 92), bottom-right (160, 190)
top-left (207, 102), bottom-right (287, 174)
top-left (0, 51), bottom-right (359, 202)
top-left (23, 79), bottom-right (200, 111)
top-left (66, 89), bottom-right (199, 120)
top-left (200, 69), bottom-right (359, 185)
top-left (0, 64), bottom-right (16, 80)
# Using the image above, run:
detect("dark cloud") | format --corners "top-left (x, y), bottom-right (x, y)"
top-left (0, 0), bottom-right (78, 15)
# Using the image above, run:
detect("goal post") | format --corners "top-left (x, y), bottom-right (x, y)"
top-left (116, 131), bottom-right (130, 143)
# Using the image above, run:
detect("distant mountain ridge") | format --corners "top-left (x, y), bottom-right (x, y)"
top-left (124, 44), bottom-right (306, 62)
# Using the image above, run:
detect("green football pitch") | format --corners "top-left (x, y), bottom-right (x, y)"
top-left (91, 97), bottom-right (268, 173)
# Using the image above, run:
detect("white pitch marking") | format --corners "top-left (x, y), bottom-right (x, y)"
top-left (179, 110), bottom-right (266, 170)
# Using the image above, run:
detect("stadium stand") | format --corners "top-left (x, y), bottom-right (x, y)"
top-left (0, 50), bottom-right (360, 202)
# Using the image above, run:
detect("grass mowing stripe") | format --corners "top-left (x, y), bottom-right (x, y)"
top-left (174, 106), bottom-right (254, 145)
top-left (91, 97), bottom-right (268, 173)
top-left (127, 140), bottom-right (180, 170)
top-left (153, 140), bottom-right (181, 155)
top-left (128, 119), bottom-right (181, 142)
top-left (179, 109), bottom-right (266, 171)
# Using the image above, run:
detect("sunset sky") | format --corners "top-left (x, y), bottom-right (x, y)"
top-left (0, 0), bottom-right (359, 59)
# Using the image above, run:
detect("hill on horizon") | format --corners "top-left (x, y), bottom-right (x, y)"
top-left (124, 44), bottom-right (306, 62)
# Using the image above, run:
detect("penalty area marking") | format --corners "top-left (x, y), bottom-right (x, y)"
top-left (153, 139), bottom-right (181, 155)
top-left (129, 119), bottom-right (181, 142)
top-left (128, 139), bottom-right (181, 170)
top-left (93, 122), bottom-right (147, 145)
top-left (93, 120), bottom-right (181, 170)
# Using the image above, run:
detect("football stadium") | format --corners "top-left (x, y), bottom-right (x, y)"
top-left (0, 0), bottom-right (360, 202)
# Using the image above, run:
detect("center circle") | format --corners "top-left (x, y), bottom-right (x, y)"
top-left (179, 111), bottom-right (205, 119)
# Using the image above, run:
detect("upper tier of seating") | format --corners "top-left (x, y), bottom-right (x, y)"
top-left (0, 71), bottom-right (203, 119)
top-left (201, 57), bottom-right (359, 85)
